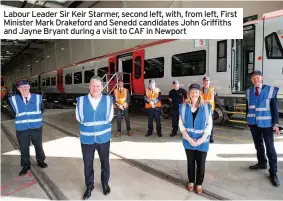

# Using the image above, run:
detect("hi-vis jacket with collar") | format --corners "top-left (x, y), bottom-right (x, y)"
top-left (76, 94), bottom-right (113, 144)
top-left (246, 85), bottom-right (279, 128)
top-left (8, 93), bottom-right (43, 131)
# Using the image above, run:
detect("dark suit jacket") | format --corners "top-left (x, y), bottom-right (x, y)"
top-left (9, 94), bottom-right (45, 117)
top-left (246, 84), bottom-right (279, 125)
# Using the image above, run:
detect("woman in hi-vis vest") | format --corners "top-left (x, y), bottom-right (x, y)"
top-left (179, 83), bottom-right (213, 194)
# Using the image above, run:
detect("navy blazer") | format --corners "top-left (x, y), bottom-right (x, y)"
top-left (246, 84), bottom-right (279, 125)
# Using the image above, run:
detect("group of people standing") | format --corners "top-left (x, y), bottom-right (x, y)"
top-left (8, 70), bottom-right (280, 200)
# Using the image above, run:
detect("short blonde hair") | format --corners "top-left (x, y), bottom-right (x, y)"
top-left (186, 90), bottom-right (204, 108)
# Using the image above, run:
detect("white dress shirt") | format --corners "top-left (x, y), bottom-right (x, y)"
top-left (76, 93), bottom-right (114, 123)
top-left (178, 107), bottom-right (213, 138)
top-left (22, 93), bottom-right (31, 105)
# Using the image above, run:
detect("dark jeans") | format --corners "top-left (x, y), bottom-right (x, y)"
top-left (171, 109), bottom-right (179, 134)
top-left (81, 141), bottom-right (110, 188)
top-left (16, 127), bottom-right (46, 168)
top-left (147, 108), bottom-right (161, 134)
top-left (115, 108), bottom-right (131, 132)
top-left (249, 125), bottom-right (277, 175)
top-left (185, 149), bottom-right (207, 185)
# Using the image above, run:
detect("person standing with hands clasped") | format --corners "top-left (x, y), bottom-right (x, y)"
top-left (179, 84), bottom-right (212, 194)
top-left (246, 70), bottom-right (280, 187)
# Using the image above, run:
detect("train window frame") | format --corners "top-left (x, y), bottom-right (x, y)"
top-left (265, 32), bottom-right (283, 59)
top-left (51, 76), bottom-right (56, 86)
top-left (65, 73), bottom-right (72, 85)
top-left (110, 62), bottom-right (115, 75)
top-left (171, 50), bottom-right (206, 77)
top-left (74, 71), bottom-right (82, 84)
top-left (97, 67), bottom-right (108, 82)
top-left (46, 77), bottom-right (50, 86)
top-left (34, 80), bottom-right (38, 87)
top-left (134, 56), bottom-right (142, 79)
top-left (42, 78), bottom-right (46, 86)
top-left (217, 40), bottom-right (227, 72)
top-left (144, 57), bottom-right (165, 79)
top-left (84, 69), bottom-right (95, 83)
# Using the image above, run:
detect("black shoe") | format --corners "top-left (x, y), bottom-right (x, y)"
top-left (19, 166), bottom-right (30, 176)
top-left (270, 174), bottom-right (280, 187)
top-left (83, 186), bottom-right (94, 200)
top-left (170, 133), bottom-right (177, 137)
top-left (145, 133), bottom-right (152, 137)
top-left (157, 132), bottom-right (162, 137)
top-left (102, 184), bottom-right (111, 195)
top-left (38, 161), bottom-right (48, 168)
top-left (249, 163), bottom-right (267, 170)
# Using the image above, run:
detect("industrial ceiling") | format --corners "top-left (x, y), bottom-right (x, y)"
top-left (0, 0), bottom-right (100, 74)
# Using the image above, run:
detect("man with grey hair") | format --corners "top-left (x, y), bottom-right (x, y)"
top-left (76, 76), bottom-right (114, 199)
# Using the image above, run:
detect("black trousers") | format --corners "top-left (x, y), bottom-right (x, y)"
top-left (171, 109), bottom-right (179, 134)
top-left (147, 108), bottom-right (161, 134)
top-left (249, 125), bottom-right (277, 175)
top-left (185, 149), bottom-right (207, 185)
top-left (115, 108), bottom-right (131, 132)
top-left (81, 141), bottom-right (110, 188)
top-left (16, 127), bottom-right (46, 168)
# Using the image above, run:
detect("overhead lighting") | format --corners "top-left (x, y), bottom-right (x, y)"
top-left (28, 65), bottom-right (30, 67)
top-left (61, 48), bottom-right (64, 50)
top-left (36, 61), bottom-right (38, 62)
top-left (47, 55), bottom-right (49, 58)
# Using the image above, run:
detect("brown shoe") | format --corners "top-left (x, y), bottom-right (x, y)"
top-left (115, 132), bottom-right (121, 137)
top-left (128, 131), bottom-right (133, 136)
top-left (196, 185), bottom-right (203, 194)
top-left (187, 183), bottom-right (194, 192)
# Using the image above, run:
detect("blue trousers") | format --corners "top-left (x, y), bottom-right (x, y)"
top-left (147, 108), bottom-right (161, 134)
top-left (81, 141), bottom-right (110, 188)
top-left (250, 125), bottom-right (277, 175)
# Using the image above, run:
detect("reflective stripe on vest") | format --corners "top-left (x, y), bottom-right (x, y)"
top-left (77, 95), bottom-right (113, 144)
top-left (179, 103), bottom-right (211, 152)
top-left (246, 85), bottom-right (278, 128)
top-left (145, 88), bottom-right (162, 108)
top-left (8, 94), bottom-right (43, 131)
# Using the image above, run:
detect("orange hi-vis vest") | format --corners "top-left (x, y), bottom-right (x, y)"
top-left (145, 88), bottom-right (162, 108)
top-left (114, 87), bottom-right (128, 108)
top-left (201, 86), bottom-right (215, 111)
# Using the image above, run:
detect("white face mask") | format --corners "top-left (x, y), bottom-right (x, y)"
top-left (149, 83), bottom-right (155, 89)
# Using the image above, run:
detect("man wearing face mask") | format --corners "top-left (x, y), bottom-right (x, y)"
top-left (8, 80), bottom-right (47, 176)
top-left (144, 79), bottom-right (162, 137)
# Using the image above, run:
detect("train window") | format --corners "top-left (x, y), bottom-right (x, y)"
top-left (65, 73), bottom-right (72, 85)
top-left (31, 81), bottom-right (35, 87)
top-left (265, 32), bottom-right (283, 59)
top-left (74, 72), bottom-right (82, 84)
top-left (144, 57), bottom-right (164, 79)
top-left (46, 77), bottom-right (50, 86)
top-left (134, 56), bottom-right (142, 79)
top-left (97, 67), bottom-right (108, 82)
top-left (42, 78), bottom-right (45, 86)
top-left (110, 62), bottom-right (115, 75)
top-left (51, 76), bottom-right (56, 86)
top-left (171, 50), bottom-right (206, 77)
top-left (1, 78), bottom-right (4, 86)
top-left (217, 40), bottom-right (227, 72)
top-left (34, 80), bottom-right (38, 87)
top-left (84, 69), bottom-right (95, 83)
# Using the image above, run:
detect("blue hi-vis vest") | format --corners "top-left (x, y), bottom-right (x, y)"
top-left (77, 95), bottom-right (113, 144)
top-left (179, 103), bottom-right (211, 152)
top-left (8, 94), bottom-right (43, 131)
top-left (246, 85), bottom-right (278, 128)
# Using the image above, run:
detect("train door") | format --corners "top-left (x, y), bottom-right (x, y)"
top-left (262, 16), bottom-right (283, 94)
top-left (231, 25), bottom-right (256, 93)
top-left (132, 49), bottom-right (145, 95)
top-left (108, 56), bottom-right (117, 93)
top-left (57, 69), bottom-right (64, 93)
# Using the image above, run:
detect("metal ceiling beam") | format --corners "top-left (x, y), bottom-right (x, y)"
top-left (29, 43), bottom-right (47, 49)
top-left (21, 0), bottom-right (28, 7)
top-left (68, 1), bottom-right (82, 8)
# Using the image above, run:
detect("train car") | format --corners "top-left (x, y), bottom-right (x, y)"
top-left (13, 9), bottom-right (283, 124)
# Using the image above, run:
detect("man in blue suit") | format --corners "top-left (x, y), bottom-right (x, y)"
top-left (246, 70), bottom-right (280, 187)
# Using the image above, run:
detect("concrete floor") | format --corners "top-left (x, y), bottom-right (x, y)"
top-left (1, 109), bottom-right (283, 200)
top-left (1, 111), bottom-right (207, 200)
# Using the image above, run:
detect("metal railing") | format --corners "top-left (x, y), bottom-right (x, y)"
top-left (101, 72), bottom-right (132, 95)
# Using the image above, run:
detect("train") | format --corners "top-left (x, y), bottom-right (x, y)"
top-left (7, 9), bottom-right (283, 124)
top-left (1, 76), bottom-right (8, 102)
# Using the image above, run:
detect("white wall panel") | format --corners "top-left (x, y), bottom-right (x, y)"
top-left (70, 40), bottom-right (93, 64)
top-left (45, 46), bottom-right (56, 72)
top-left (55, 40), bottom-right (71, 68)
